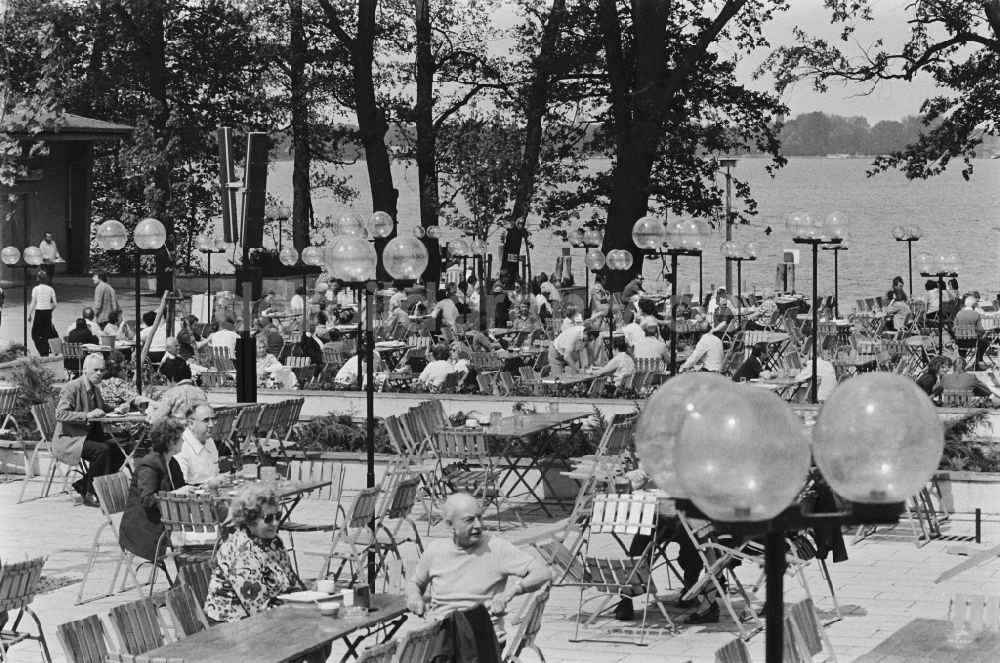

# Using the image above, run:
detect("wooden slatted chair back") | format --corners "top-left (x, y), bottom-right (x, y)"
top-left (785, 597), bottom-right (835, 662)
top-left (283, 397), bottom-right (305, 431)
top-left (165, 583), bottom-right (208, 638)
top-left (385, 477), bottom-right (421, 520)
top-left (156, 493), bottom-right (221, 535)
top-left (942, 389), bottom-right (977, 407)
top-left (536, 540), bottom-right (588, 584)
top-left (504, 583), bottom-right (551, 663)
top-left (31, 401), bottom-right (56, 443)
top-left (322, 347), bottom-right (345, 366)
top-left (953, 324), bottom-right (979, 341)
top-left (285, 459), bottom-right (345, 502)
top-left (175, 561), bottom-right (212, 608)
top-left (0, 387), bottom-right (19, 420)
top-left (346, 486), bottom-right (381, 528)
top-left (199, 371), bottom-right (228, 387)
top-left (254, 402), bottom-right (282, 437)
top-left (211, 409), bottom-right (237, 445)
top-left (210, 346), bottom-right (235, 372)
top-left (0, 556), bottom-right (45, 612)
top-left (107, 596), bottom-right (167, 655)
top-left (589, 493), bottom-right (658, 537)
top-left (633, 357), bottom-right (665, 372)
top-left (383, 415), bottom-right (411, 456)
top-left (400, 411), bottom-right (430, 453)
top-left (437, 372), bottom-right (460, 392)
top-left (424, 400), bottom-right (448, 428)
top-left (476, 374), bottom-right (494, 394)
top-left (586, 376), bottom-right (607, 398)
top-left (285, 355), bottom-right (309, 368)
top-left (498, 371), bottom-right (516, 394)
top-left (949, 593), bottom-right (1000, 633)
top-left (57, 615), bottom-right (115, 663)
top-left (714, 637), bottom-right (752, 663)
top-left (92, 472), bottom-right (131, 516)
top-left (232, 405), bottom-right (263, 439)
top-left (358, 640), bottom-right (398, 663)
top-left (396, 620), bottom-right (442, 663)
top-left (518, 366), bottom-right (536, 382)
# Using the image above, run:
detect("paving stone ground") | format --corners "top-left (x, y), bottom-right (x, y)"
top-left (2, 464), bottom-right (1000, 663)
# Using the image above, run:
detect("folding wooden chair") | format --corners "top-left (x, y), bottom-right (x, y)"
top-left (0, 388), bottom-right (24, 485)
top-left (210, 408), bottom-right (239, 465)
top-left (714, 637), bottom-right (752, 663)
top-left (435, 429), bottom-right (506, 528)
top-left (174, 560), bottom-right (212, 608)
top-left (316, 485), bottom-right (381, 584)
top-left (164, 583), bottom-right (209, 638)
top-left (76, 472), bottom-right (147, 605)
top-left (63, 341), bottom-right (86, 379)
top-left (279, 460), bottom-right (346, 574)
top-left (497, 371), bottom-right (517, 395)
top-left (107, 596), bottom-right (169, 656)
top-left (395, 620), bottom-right (442, 663)
top-left (149, 492), bottom-right (222, 595)
top-left (228, 404), bottom-right (263, 462)
top-left (585, 376), bottom-right (608, 398)
top-left (372, 476), bottom-right (425, 578)
top-left (0, 556), bottom-right (52, 663)
top-left (56, 614), bottom-right (116, 663)
top-left (948, 593), bottom-right (1000, 635)
top-left (503, 582), bottom-right (551, 663)
top-left (209, 346), bottom-right (235, 373)
top-left (565, 493), bottom-right (676, 645)
top-left (357, 640), bottom-right (398, 663)
top-left (785, 597), bottom-right (838, 663)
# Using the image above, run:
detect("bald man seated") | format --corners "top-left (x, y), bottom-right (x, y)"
top-left (405, 493), bottom-right (551, 641)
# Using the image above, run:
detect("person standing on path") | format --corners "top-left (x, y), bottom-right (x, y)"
top-left (92, 271), bottom-right (118, 325)
top-left (39, 231), bottom-right (61, 284)
top-left (26, 270), bottom-right (56, 356)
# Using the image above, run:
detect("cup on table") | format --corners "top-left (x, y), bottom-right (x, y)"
top-left (316, 579), bottom-right (337, 594)
top-left (242, 463), bottom-right (258, 480)
top-left (259, 466), bottom-right (277, 482)
top-left (342, 588), bottom-right (355, 607)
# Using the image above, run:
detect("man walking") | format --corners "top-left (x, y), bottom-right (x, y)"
top-left (39, 231), bottom-right (61, 284)
top-left (92, 271), bottom-right (118, 326)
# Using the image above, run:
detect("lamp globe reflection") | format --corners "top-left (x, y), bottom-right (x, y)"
top-left (891, 225), bottom-right (907, 240)
top-left (335, 212), bottom-right (366, 238)
top-left (635, 373), bottom-right (732, 498)
top-left (675, 386), bottom-right (812, 523)
top-left (582, 229), bottom-right (603, 248)
top-left (823, 211), bottom-right (850, 240)
top-left (195, 235), bottom-right (213, 252)
top-left (812, 373), bottom-right (943, 506)
top-left (301, 246), bottom-right (324, 266)
top-left (412, 226), bottom-right (427, 239)
top-left (384, 235), bottom-right (429, 281)
top-left (96, 220), bottom-right (129, 251)
top-left (449, 238), bottom-right (470, 258)
top-left (425, 225), bottom-right (443, 240)
top-left (330, 236), bottom-right (376, 282)
top-left (470, 239), bottom-right (487, 257)
top-left (22, 247), bottom-right (44, 266)
top-left (367, 211), bottom-right (394, 239)
top-left (743, 241), bottom-right (760, 259)
top-left (631, 216), bottom-right (665, 250)
top-left (134, 218), bottom-right (167, 250)
top-left (1, 247), bottom-right (20, 265)
top-left (213, 237), bottom-right (226, 251)
top-left (606, 249), bottom-right (633, 271)
top-left (916, 252), bottom-right (935, 275)
top-left (569, 229), bottom-right (585, 248)
top-left (584, 249), bottom-right (606, 271)
top-left (720, 240), bottom-right (740, 259)
top-left (279, 247), bottom-right (299, 267)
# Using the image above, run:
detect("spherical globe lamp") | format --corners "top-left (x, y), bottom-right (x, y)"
top-left (916, 252), bottom-right (934, 275)
top-left (412, 226), bottom-right (427, 239)
top-left (634, 373), bottom-right (732, 497)
top-left (891, 225), bottom-right (907, 241)
top-left (96, 220), bottom-right (129, 252)
top-left (1, 247), bottom-right (20, 265)
top-left (582, 229), bottom-right (603, 248)
top-left (743, 241), bottom-right (760, 259)
top-left (22, 247), bottom-right (44, 266)
top-left (134, 218), bottom-right (167, 250)
top-left (791, 213), bottom-right (819, 240)
top-left (584, 249), bottom-right (606, 271)
top-left (449, 238), bottom-right (470, 258)
top-left (334, 212), bottom-right (366, 238)
top-left (944, 252), bottom-right (962, 275)
top-left (279, 246), bottom-right (299, 267)
top-left (195, 235), bottom-right (212, 252)
top-left (470, 239), bottom-right (487, 257)
top-left (301, 246), bottom-right (324, 266)
top-left (907, 225), bottom-right (923, 240)
top-left (384, 235), bottom-right (429, 281)
top-left (367, 211), bottom-right (394, 239)
top-left (426, 226), bottom-right (443, 240)
top-left (787, 211), bottom-right (808, 233)
top-left (631, 216), bottom-right (665, 251)
top-left (675, 385), bottom-right (811, 523)
top-left (676, 220), bottom-right (701, 250)
top-left (823, 211), bottom-right (850, 240)
top-left (606, 249), bottom-right (633, 271)
top-left (569, 229), bottom-right (585, 248)
top-left (813, 373), bottom-right (943, 514)
top-left (720, 240), bottom-right (740, 258)
top-left (213, 237), bottom-right (226, 251)
top-left (329, 236), bottom-right (376, 282)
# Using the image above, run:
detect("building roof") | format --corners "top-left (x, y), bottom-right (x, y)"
top-left (4, 112), bottom-right (132, 141)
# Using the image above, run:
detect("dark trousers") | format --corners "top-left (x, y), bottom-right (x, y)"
top-left (42, 263), bottom-right (55, 285)
top-left (31, 309), bottom-right (53, 356)
top-left (628, 517), bottom-right (704, 589)
top-left (956, 337), bottom-right (985, 365)
top-left (73, 438), bottom-right (126, 496)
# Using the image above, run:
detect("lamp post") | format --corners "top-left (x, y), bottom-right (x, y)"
top-left (329, 213), bottom-right (428, 589)
top-left (790, 212), bottom-right (849, 403)
top-left (604, 249), bottom-right (633, 350)
top-left (892, 225), bottom-right (922, 299)
top-left (820, 240), bottom-right (849, 319)
top-left (571, 229), bottom-right (604, 317)
top-left (918, 251), bottom-right (961, 355)
top-left (1, 246), bottom-right (44, 348)
top-left (721, 241), bottom-right (759, 327)
top-left (96, 218), bottom-right (166, 395)
top-left (195, 235), bottom-right (226, 321)
top-left (637, 372), bottom-right (944, 663)
top-left (720, 158), bottom-right (738, 291)
top-left (277, 245), bottom-right (324, 335)
top-left (664, 220), bottom-right (710, 375)
top-left (470, 239), bottom-right (488, 331)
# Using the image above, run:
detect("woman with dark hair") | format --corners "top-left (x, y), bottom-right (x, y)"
top-left (118, 419), bottom-right (187, 562)
top-left (103, 309), bottom-right (123, 338)
top-left (27, 269), bottom-right (57, 356)
top-left (732, 342), bottom-right (770, 382)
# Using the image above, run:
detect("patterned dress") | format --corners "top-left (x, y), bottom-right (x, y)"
top-left (202, 529), bottom-right (296, 622)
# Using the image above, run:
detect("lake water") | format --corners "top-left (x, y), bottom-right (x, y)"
top-left (266, 157), bottom-right (1000, 308)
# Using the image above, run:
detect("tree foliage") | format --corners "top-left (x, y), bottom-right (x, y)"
top-left (762, 0), bottom-right (1000, 180)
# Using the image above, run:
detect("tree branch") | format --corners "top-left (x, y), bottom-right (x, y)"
top-left (111, 3), bottom-right (149, 49)
top-left (316, 0), bottom-right (356, 52)
top-left (432, 84), bottom-right (497, 130)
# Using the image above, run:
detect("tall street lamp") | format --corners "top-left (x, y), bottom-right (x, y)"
top-left (603, 248), bottom-right (633, 349)
top-left (569, 229), bottom-right (604, 317)
top-left (637, 372), bottom-right (943, 663)
top-left (720, 158), bottom-right (738, 291)
top-left (328, 213), bottom-right (428, 589)
top-left (918, 251), bottom-right (961, 355)
top-left (195, 235), bottom-right (226, 321)
top-left (469, 239), bottom-right (488, 331)
top-left (821, 240), bottom-right (850, 319)
top-left (664, 219), bottom-right (710, 375)
top-left (720, 240), bottom-right (759, 327)
top-left (790, 211), bottom-right (849, 403)
top-left (278, 244), bottom-right (325, 335)
top-left (96, 218), bottom-right (166, 395)
top-left (892, 225), bottom-right (922, 299)
top-left (1, 245), bottom-right (44, 349)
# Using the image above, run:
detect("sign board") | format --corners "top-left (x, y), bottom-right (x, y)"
top-left (191, 294), bottom-right (215, 323)
top-left (506, 253), bottom-right (519, 263)
top-left (783, 249), bottom-right (800, 265)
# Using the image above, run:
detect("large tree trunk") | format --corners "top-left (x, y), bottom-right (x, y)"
top-left (502, 0), bottom-right (566, 279)
top-left (289, 0), bottom-right (312, 252)
top-left (414, 0), bottom-right (440, 287)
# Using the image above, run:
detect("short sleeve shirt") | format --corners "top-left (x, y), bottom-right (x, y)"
top-left (553, 326), bottom-right (585, 355)
top-left (32, 284), bottom-right (56, 310)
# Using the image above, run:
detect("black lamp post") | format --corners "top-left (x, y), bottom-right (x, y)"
top-left (1, 246), bottom-right (44, 349)
top-left (195, 235), bottom-right (227, 321)
top-left (569, 229), bottom-right (604, 318)
top-left (636, 371), bottom-right (945, 663)
top-left (789, 212), bottom-right (849, 404)
top-left (721, 241), bottom-right (760, 327)
top-left (917, 251), bottom-right (961, 355)
top-left (664, 220), bottom-right (711, 375)
top-left (892, 225), bottom-right (923, 299)
top-left (820, 241), bottom-right (849, 319)
top-left (469, 239), bottom-right (488, 331)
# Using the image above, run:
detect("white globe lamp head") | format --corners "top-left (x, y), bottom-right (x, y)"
top-left (1, 247), bottom-right (20, 265)
top-left (22, 247), bottom-right (44, 266)
top-left (134, 218), bottom-right (167, 250)
top-left (384, 235), bottom-right (429, 281)
top-left (279, 247), bottom-right (299, 267)
top-left (367, 211), bottom-right (394, 239)
top-left (96, 220), bottom-right (129, 252)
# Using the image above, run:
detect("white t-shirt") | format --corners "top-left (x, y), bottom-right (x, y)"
top-left (795, 359), bottom-right (838, 402)
top-left (600, 352), bottom-right (635, 386)
top-left (174, 429), bottom-right (220, 485)
top-left (335, 357), bottom-right (365, 386)
top-left (289, 294), bottom-right (305, 314)
top-left (622, 322), bottom-right (644, 347)
top-left (388, 290), bottom-right (406, 311)
top-left (432, 299), bottom-right (459, 328)
top-left (32, 284), bottom-right (56, 310)
top-left (140, 324), bottom-right (167, 352)
top-left (419, 360), bottom-right (454, 387)
top-left (65, 319), bottom-right (102, 336)
top-left (208, 329), bottom-right (239, 354)
top-left (682, 333), bottom-right (724, 372)
top-left (553, 326), bottom-right (585, 356)
top-left (633, 336), bottom-right (668, 360)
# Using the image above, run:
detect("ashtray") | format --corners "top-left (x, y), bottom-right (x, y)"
top-left (318, 601), bottom-right (341, 617)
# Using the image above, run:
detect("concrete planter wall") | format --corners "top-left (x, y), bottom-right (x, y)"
top-left (935, 471), bottom-right (1000, 515)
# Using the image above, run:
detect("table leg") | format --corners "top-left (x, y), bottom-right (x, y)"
top-left (338, 615), bottom-right (408, 663)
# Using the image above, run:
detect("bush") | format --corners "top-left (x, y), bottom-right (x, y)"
top-left (0, 343), bottom-right (28, 364)
top-left (294, 412), bottom-right (391, 454)
top-left (939, 410), bottom-right (1000, 472)
top-left (6, 357), bottom-right (58, 437)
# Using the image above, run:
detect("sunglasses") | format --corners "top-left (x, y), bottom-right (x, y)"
top-left (260, 513), bottom-right (280, 524)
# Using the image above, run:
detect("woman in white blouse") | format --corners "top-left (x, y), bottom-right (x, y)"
top-left (27, 270), bottom-right (57, 356)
